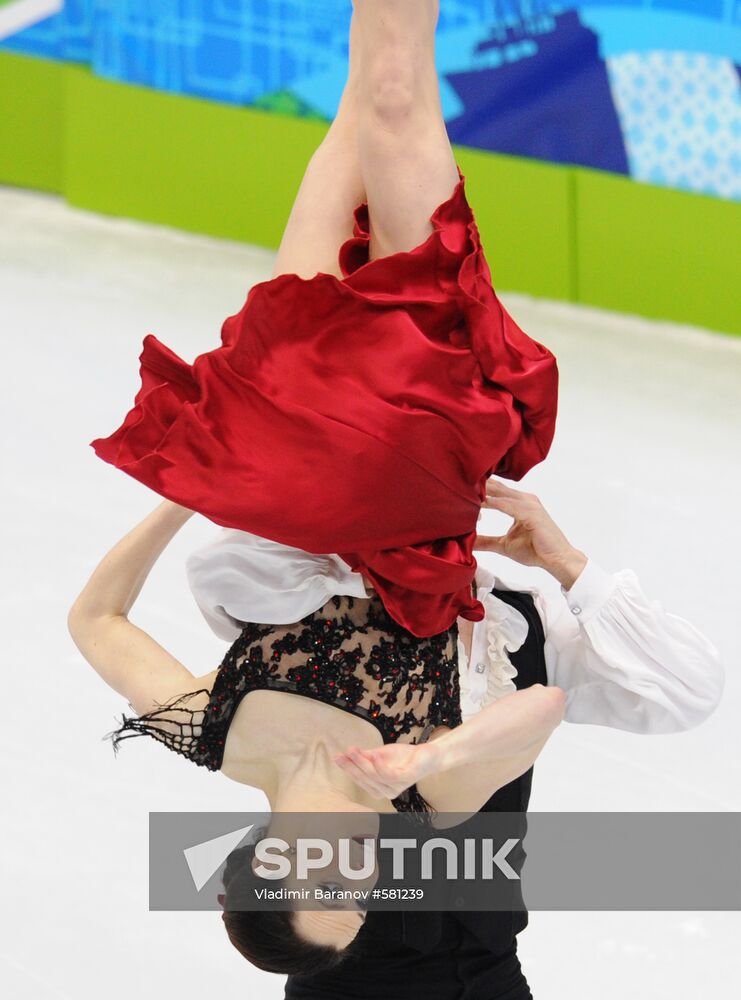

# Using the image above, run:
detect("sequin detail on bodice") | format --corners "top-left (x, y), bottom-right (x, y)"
top-left (106, 593), bottom-right (461, 812)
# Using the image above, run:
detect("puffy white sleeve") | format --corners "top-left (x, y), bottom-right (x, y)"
top-left (534, 559), bottom-right (725, 734)
top-left (185, 527), bottom-right (368, 640)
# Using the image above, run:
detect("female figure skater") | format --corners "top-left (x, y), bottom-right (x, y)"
top-left (70, 0), bottom-right (561, 980)
top-left (86, 0), bottom-right (558, 640)
top-left (68, 496), bottom-right (565, 974)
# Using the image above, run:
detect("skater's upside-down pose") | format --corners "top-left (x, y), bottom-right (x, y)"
top-left (68, 3), bottom-right (726, 993)
top-left (85, 0), bottom-right (559, 641)
top-left (69, 0), bottom-right (569, 981)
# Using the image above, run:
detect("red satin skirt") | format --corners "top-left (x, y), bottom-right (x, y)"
top-left (90, 165), bottom-right (558, 637)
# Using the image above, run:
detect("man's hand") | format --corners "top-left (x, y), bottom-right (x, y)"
top-left (475, 479), bottom-right (587, 589)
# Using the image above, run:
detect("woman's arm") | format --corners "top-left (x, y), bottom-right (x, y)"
top-left (335, 683), bottom-right (565, 818)
top-left (67, 501), bottom-right (210, 715)
top-left (426, 682), bottom-right (565, 771)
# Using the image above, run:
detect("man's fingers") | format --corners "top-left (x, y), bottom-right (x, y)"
top-left (485, 477), bottom-right (521, 496)
top-left (483, 496), bottom-right (520, 517)
top-left (474, 534), bottom-right (507, 552)
top-left (485, 479), bottom-right (539, 507)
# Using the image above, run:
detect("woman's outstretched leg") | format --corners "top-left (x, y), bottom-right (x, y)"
top-left (271, 9), bottom-right (365, 281)
top-left (353, 0), bottom-right (459, 262)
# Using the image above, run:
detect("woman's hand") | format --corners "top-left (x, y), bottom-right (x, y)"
top-left (476, 479), bottom-right (587, 590)
top-left (334, 686), bottom-right (566, 806)
top-left (334, 743), bottom-right (434, 800)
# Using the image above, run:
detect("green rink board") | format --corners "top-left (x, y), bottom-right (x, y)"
top-left (574, 166), bottom-right (741, 337)
top-left (64, 64), bottom-right (329, 251)
top-left (452, 144), bottom-right (573, 302)
top-left (0, 51), bottom-right (737, 335)
top-left (0, 50), bottom-right (63, 192)
top-left (63, 65), bottom-right (572, 301)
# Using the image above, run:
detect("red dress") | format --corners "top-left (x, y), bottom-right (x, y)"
top-left (90, 166), bottom-right (558, 638)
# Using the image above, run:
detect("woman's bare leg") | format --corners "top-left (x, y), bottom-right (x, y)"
top-left (353, 0), bottom-right (459, 262)
top-left (271, 9), bottom-right (365, 281)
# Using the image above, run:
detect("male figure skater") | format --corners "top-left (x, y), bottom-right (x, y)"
top-left (284, 479), bottom-right (724, 999)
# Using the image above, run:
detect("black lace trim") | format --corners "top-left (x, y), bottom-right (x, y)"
top-left (105, 594), bottom-right (461, 814)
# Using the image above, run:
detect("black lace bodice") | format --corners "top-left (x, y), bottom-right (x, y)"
top-left (106, 592), bottom-right (462, 812)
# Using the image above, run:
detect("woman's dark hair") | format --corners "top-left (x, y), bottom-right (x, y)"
top-left (221, 834), bottom-right (352, 976)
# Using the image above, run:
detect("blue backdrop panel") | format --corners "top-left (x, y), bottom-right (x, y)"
top-left (2, 1), bottom-right (739, 200)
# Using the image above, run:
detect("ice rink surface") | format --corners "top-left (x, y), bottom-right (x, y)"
top-left (1, 184), bottom-right (739, 999)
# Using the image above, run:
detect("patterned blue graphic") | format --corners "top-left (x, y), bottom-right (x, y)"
top-left (443, 10), bottom-right (630, 174)
top-left (608, 49), bottom-right (741, 199)
top-left (2, 2), bottom-right (740, 200)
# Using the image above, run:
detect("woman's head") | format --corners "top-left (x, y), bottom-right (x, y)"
top-left (221, 835), bottom-right (367, 975)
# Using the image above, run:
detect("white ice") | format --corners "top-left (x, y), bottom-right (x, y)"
top-left (1, 184), bottom-right (739, 1000)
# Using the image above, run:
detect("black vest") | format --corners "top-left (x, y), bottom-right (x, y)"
top-left (453, 588), bottom-right (548, 951)
top-left (365, 588), bottom-right (548, 954)
top-left (284, 589), bottom-right (548, 998)
top-left (373, 588), bottom-right (547, 955)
